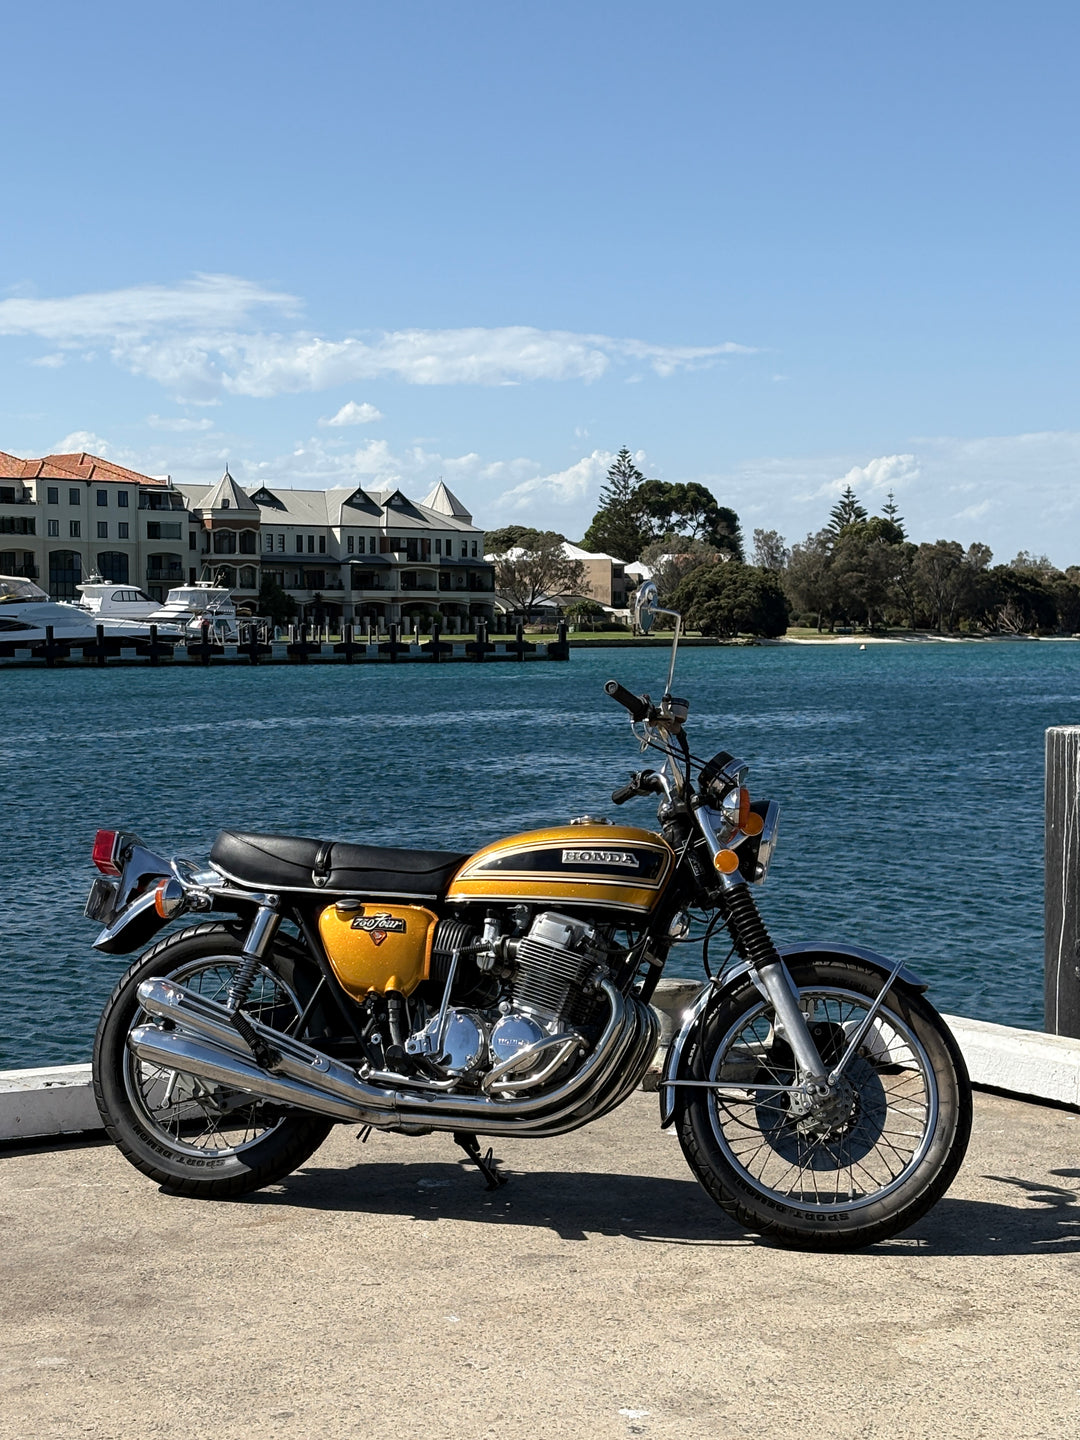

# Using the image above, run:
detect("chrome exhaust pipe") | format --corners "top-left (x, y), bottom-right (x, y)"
top-left (131, 976), bottom-right (650, 1138)
top-left (127, 1026), bottom-right (368, 1123)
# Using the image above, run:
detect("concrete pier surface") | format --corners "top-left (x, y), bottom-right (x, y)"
top-left (2, 1092), bottom-right (1079, 1440)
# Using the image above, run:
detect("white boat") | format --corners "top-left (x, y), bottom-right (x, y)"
top-left (0, 576), bottom-right (182, 645)
top-left (69, 575), bottom-right (161, 622)
top-left (147, 581), bottom-right (240, 640)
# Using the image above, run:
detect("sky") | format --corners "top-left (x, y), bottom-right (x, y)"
top-left (2, 1), bottom-right (1078, 563)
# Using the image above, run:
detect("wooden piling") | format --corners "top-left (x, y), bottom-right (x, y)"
top-left (1045, 725), bottom-right (1080, 1037)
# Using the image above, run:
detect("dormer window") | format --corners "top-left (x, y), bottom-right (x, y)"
top-left (222, 498), bottom-right (230, 509)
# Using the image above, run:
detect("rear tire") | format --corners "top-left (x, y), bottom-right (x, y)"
top-left (92, 922), bottom-right (335, 1198)
top-left (675, 959), bottom-right (972, 1249)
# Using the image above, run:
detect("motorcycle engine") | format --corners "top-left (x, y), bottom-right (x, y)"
top-left (402, 910), bottom-right (610, 1087)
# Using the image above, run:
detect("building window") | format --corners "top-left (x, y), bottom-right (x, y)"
top-left (70, 520), bottom-right (81, 538)
top-left (369, 537), bottom-right (377, 554)
top-left (0, 516), bottom-right (35, 535)
top-left (239, 531), bottom-right (256, 554)
top-left (295, 535), bottom-right (304, 553)
top-left (460, 542), bottom-right (467, 557)
top-left (49, 549), bottom-right (82, 600)
top-left (265, 533), bottom-right (274, 551)
top-left (435, 538), bottom-right (442, 555)
top-left (277, 534), bottom-right (284, 551)
top-left (47, 486), bottom-right (59, 504)
top-left (117, 491), bottom-right (129, 508)
top-left (318, 535), bottom-right (326, 554)
top-left (189, 531), bottom-right (196, 550)
top-left (471, 541), bottom-right (477, 557)
top-left (69, 488), bottom-right (81, 505)
top-left (307, 535), bottom-right (315, 553)
top-left (48, 519), bottom-right (59, 537)
top-left (98, 552), bottom-right (129, 584)
top-left (239, 566), bottom-right (257, 588)
top-left (97, 489), bottom-right (108, 507)
top-left (118, 522), bottom-right (129, 540)
top-left (213, 530), bottom-right (237, 554)
top-left (97, 521), bottom-right (109, 539)
top-left (222, 498), bottom-right (231, 509)
top-left (148, 522), bottom-right (183, 540)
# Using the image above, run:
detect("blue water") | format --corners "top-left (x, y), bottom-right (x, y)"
top-left (1, 641), bottom-right (1077, 1068)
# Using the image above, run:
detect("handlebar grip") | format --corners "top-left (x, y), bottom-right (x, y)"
top-left (611, 779), bottom-right (639, 805)
top-left (604, 679), bottom-right (650, 723)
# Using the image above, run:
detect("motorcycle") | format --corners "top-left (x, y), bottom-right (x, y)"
top-left (86, 582), bottom-right (971, 1249)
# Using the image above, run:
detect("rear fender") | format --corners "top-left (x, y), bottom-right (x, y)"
top-left (658, 942), bottom-right (928, 1127)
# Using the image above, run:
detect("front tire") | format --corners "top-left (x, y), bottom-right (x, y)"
top-left (92, 922), bottom-right (335, 1198)
top-left (675, 960), bottom-right (972, 1249)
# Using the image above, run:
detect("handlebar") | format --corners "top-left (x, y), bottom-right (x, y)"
top-left (604, 679), bottom-right (651, 723)
top-left (611, 770), bottom-right (663, 805)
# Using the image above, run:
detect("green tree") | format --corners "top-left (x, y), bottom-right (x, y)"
top-left (492, 530), bottom-right (585, 614)
top-left (485, 524), bottom-right (551, 554)
top-left (638, 536), bottom-right (722, 603)
top-left (637, 480), bottom-right (743, 559)
top-left (784, 530), bottom-right (836, 630)
top-left (673, 563), bottom-right (790, 638)
top-left (752, 528), bottom-right (790, 571)
top-left (881, 490), bottom-right (907, 539)
top-left (828, 484), bottom-right (869, 533)
top-left (581, 448), bottom-right (652, 560)
top-left (258, 575), bottom-right (297, 629)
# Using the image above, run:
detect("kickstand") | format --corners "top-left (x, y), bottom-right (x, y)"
top-left (453, 1131), bottom-right (508, 1191)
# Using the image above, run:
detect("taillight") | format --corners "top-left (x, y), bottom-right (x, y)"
top-left (92, 829), bottom-right (122, 876)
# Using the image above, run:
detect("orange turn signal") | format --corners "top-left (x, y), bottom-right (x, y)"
top-left (743, 811), bottom-right (764, 837)
top-left (713, 849), bottom-right (740, 874)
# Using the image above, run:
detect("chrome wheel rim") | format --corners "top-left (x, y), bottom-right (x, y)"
top-left (706, 986), bottom-right (939, 1214)
top-left (123, 957), bottom-right (302, 1158)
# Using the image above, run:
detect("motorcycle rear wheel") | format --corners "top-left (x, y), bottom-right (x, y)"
top-left (93, 922), bottom-right (335, 1198)
top-left (675, 959), bottom-right (972, 1249)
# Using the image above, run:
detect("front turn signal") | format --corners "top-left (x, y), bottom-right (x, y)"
top-left (713, 849), bottom-right (740, 875)
top-left (743, 811), bottom-right (765, 837)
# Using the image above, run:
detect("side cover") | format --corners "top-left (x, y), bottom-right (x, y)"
top-left (447, 824), bottom-right (674, 914)
top-left (318, 902), bottom-right (438, 998)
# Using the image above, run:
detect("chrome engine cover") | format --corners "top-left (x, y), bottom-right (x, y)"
top-left (407, 1008), bottom-right (488, 1076)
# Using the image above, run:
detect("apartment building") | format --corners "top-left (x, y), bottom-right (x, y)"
top-left (176, 474), bottom-right (495, 627)
top-left (0, 450), bottom-right (197, 600)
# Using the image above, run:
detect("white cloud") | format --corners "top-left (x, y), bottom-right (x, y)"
top-left (0, 274), bottom-right (298, 341)
top-left (53, 430), bottom-right (125, 459)
top-left (30, 352), bottom-right (66, 369)
top-left (808, 453), bottom-right (920, 502)
top-left (0, 273), bottom-right (753, 401)
top-left (147, 414), bottom-right (215, 432)
top-left (493, 450), bottom-right (617, 519)
top-left (319, 400), bottom-right (384, 427)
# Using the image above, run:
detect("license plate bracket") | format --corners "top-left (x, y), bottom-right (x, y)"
top-left (84, 876), bottom-right (119, 925)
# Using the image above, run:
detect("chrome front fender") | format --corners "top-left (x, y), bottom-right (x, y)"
top-left (657, 942), bottom-right (928, 1127)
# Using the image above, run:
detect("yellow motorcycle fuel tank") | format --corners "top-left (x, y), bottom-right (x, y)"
top-left (318, 902), bottom-right (438, 998)
top-left (447, 825), bottom-right (674, 914)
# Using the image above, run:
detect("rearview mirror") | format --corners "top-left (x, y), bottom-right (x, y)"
top-left (634, 579), bottom-right (659, 635)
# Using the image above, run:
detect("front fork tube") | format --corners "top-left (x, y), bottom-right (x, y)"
top-left (693, 803), bottom-right (828, 1084)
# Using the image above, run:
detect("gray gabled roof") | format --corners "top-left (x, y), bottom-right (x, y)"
top-left (421, 480), bottom-right (472, 523)
top-left (195, 468), bottom-right (260, 514)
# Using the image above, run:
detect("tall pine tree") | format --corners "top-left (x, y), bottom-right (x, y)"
top-left (828, 484), bottom-right (868, 533)
top-left (581, 448), bottom-right (651, 560)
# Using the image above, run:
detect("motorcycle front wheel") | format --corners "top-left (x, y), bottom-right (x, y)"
top-left (93, 922), bottom-right (335, 1198)
top-left (675, 959), bottom-right (972, 1249)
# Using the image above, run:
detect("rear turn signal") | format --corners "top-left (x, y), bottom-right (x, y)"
top-left (92, 830), bottom-right (121, 876)
top-left (153, 877), bottom-right (185, 919)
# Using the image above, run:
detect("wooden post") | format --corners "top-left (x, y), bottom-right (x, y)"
top-left (1046, 726), bottom-right (1080, 1037)
top-left (515, 619), bottom-right (525, 662)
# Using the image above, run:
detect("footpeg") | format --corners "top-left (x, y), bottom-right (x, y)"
top-left (453, 1131), bottom-right (508, 1190)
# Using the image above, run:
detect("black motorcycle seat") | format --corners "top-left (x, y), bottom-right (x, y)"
top-left (210, 829), bottom-right (468, 900)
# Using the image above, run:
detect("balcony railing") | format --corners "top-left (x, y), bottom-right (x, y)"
top-left (147, 565), bottom-right (185, 582)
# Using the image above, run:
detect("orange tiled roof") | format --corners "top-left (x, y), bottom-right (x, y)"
top-left (0, 450), bottom-right (168, 486)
